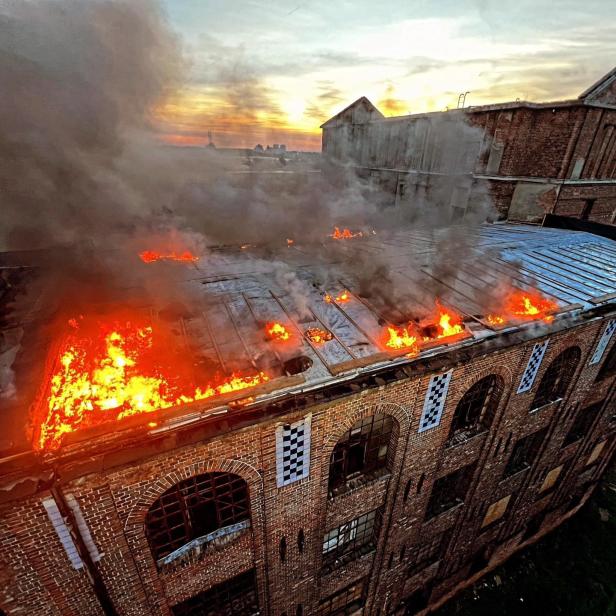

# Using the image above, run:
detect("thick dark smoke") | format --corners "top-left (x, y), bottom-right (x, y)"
top-left (0, 0), bottom-right (186, 250)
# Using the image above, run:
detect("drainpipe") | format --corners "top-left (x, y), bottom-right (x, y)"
top-left (50, 481), bottom-right (118, 616)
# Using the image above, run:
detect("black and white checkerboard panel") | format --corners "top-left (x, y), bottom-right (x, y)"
top-left (418, 370), bottom-right (453, 433)
top-left (517, 340), bottom-right (549, 394)
top-left (589, 320), bottom-right (616, 365)
top-left (275, 415), bottom-right (311, 487)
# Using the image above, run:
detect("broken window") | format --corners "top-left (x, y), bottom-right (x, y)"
top-left (145, 472), bottom-right (250, 563)
top-left (328, 414), bottom-right (395, 497)
top-left (531, 347), bottom-right (580, 410)
top-left (315, 578), bottom-right (367, 616)
top-left (564, 401), bottom-right (602, 446)
top-left (425, 464), bottom-right (476, 520)
top-left (322, 508), bottom-right (382, 568)
top-left (596, 344), bottom-right (616, 382)
top-left (447, 375), bottom-right (503, 446)
top-left (170, 569), bottom-right (258, 616)
top-left (504, 428), bottom-right (547, 477)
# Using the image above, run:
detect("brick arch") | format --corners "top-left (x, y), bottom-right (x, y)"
top-left (323, 401), bottom-right (410, 451)
top-left (122, 457), bottom-right (267, 616)
top-left (124, 457), bottom-right (263, 531)
top-left (445, 364), bottom-right (514, 411)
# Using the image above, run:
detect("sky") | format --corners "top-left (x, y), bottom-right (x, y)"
top-left (158, 0), bottom-right (616, 151)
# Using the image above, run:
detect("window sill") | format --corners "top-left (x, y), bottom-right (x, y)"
top-left (157, 520), bottom-right (251, 572)
top-left (530, 398), bottom-right (562, 414)
top-left (445, 429), bottom-right (488, 450)
top-left (321, 544), bottom-right (376, 574)
top-left (500, 465), bottom-right (530, 483)
top-left (423, 500), bottom-right (464, 524)
top-left (328, 468), bottom-right (391, 500)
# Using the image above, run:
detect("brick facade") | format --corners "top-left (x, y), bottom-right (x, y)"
top-left (1, 315), bottom-right (615, 616)
top-left (321, 68), bottom-right (616, 225)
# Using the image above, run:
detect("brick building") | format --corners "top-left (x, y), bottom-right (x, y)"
top-left (1, 225), bottom-right (616, 615)
top-left (321, 67), bottom-right (616, 225)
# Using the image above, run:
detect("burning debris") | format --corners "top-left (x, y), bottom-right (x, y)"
top-left (139, 250), bottom-right (200, 264)
top-left (305, 327), bottom-right (333, 344)
top-left (382, 302), bottom-right (466, 354)
top-left (266, 322), bottom-right (291, 342)
top-left (329, 227), bottom-right (364, 240)
top-left (324, 291), bottom-right (350, 303)
top-left (36, 317), bottom-right (269, 450)
top-left (486, 289), bottom-right (558, 327)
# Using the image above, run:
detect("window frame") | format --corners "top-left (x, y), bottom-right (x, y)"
top-left (530, 347), bottom-right (581, 411)
top-left (145, 472), bottom-right (250, 563)
top-left (315, 578), bottom-right (367, 616)
top-left (170, 569), bottom-right (259, 616)
top-left (447, 375), bottom-right (503, 446)
top-left (328, 414), bottom-right (395, 497)
top-left (503, 428), bottom-right (547, 477)
top-left (322, 508), bottom-right (382, 568)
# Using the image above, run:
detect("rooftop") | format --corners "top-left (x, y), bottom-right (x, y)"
top-left (1, 223), bottom-right (615, 461)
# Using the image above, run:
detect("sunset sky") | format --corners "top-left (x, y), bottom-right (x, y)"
top-left (159, 0), bottom-right (616, 151)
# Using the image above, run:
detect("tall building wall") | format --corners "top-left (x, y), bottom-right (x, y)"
top-left (1, 315), bottom-right (615, 616)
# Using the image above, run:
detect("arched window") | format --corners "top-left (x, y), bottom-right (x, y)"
top-left (328, 414), bottom-right (395, 497)
top-left (531, 347), bottom-right (581, 410)
top-left (146, 472), bottom-right (250, 563)
top-left (596, 344), bottom-right (616, 382)
top-left (447, 375), bottom-right (503, 445)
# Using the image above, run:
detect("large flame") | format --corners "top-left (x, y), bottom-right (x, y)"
top-left (266, 322), bottom-right (291, 342)
top-left (37, 318), bottom-right (269, 450)
top-left (486, 289), bottom-right (557, 326)
top-left (139, 250), bottom-right (199, 263)
top-left (330, 227), bottom-right (363, 240)
top-left (383, 302), bottom-right (464, 355)
top-left (385, 325), bottom-right (419, 354)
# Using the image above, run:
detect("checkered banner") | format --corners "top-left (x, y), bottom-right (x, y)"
top-left (589, 320), bottom-right (616, 365)
top-left (517, 340), bottom-right (549, 394)
top-left (419, 370), bottom-right (453, 433)
top-left (276, 414), bottom-right (312, 487)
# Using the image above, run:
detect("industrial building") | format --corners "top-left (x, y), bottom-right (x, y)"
top-left (0, 222), bottom-right (615, 615)
top-left (321, 67), bottom-right (616, 225)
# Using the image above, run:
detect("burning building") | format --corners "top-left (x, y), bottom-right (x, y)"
top-left (0, 224), bottom-right (615, 616)
top-left (321, 67), bottom-right (616, 226)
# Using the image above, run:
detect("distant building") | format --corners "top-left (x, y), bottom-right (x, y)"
top-left (321, 67), bottom-right (616, 225)
top-left (254, 144), bottom-right (264, 152)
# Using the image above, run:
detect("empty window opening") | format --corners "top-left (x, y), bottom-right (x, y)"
top-left (170, 569), bottom-right (258, 616)
top-left (447, 375), bottom-right (503, 446)
top-left (322, 508), bottom-right (382, 569)
top-left (146, 472), bottom-right (250, 563)
top-left (596, 344), bottom-right (616, 382)
top-left (531, 347), bottom-right (581, 410)
top-left (297, 529), bottom-right (305, 553)
top-left (279, 536), bottom-right (287, 563)
top-left (581, 198), bottom-right (596, 220)
top-left (564, 401), bottom-right (602, 446)
top-left (328, 414), bottom-right (395, 497)
top-left (416, 473), bottom-right (425, 494)
top-left (425, 464), bottom-right (476, 520)
top-left (504, 428), bottom-right (547, 477)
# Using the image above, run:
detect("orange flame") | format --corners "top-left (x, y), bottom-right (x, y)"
top-left (385, 325), bottom-right (419, 354)
top-left (287, 238), bottom-right (294, 247)
top-left (486, 289), bottom-right (557, 327)
top-left (139, 250), bottom-right (199, 263)
top-left (37, 319), bottom-right (269, 450)
top-left (434, 306), bottom-right (464, 339)
top-left (324, 291), bottom-right (350, 303)
top-left (330, 227), bottom-right (363, 240)
top-left (266, 322), bottom-right (291, 342)
top-left (305, 327), bottom-right (333, 344)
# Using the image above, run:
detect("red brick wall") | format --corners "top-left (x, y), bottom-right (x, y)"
top-left (1, 317), bottom-right (615, 616)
